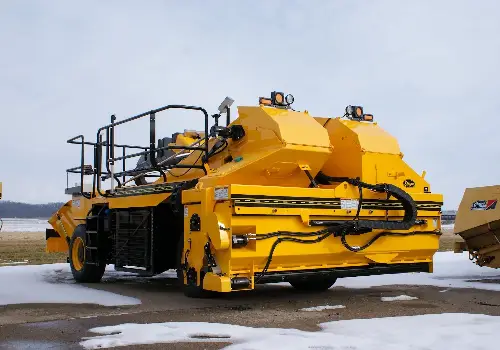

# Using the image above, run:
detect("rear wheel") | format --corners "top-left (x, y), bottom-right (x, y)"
top-left (289, 276), bottom-right (337, 291)
top-left (69, 225), bottom-right (106, 283)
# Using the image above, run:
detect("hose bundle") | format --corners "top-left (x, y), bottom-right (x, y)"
top-left (315, 172), bottom-right (417, 231)
top-left (253, 173), bottom-right (421, 283)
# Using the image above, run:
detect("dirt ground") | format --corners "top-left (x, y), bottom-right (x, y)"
top-left (0, 231), bottom-right (66, 265)
top-left (0, 228), bottom-right (490, 350)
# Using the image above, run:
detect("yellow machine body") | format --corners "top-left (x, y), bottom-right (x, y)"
top-left (454, 185), bottom-right (500, 268)
top-left (47, 95), bottom-right (443, 295)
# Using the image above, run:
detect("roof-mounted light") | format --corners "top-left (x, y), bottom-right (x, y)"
top-left (346, 105), bottom-right (363, 119)
top-left (273, 91), bottom-right (284, 105)
top-left (345, 105), bottom-right (373, 121)
top-left (259, 91), bottom-right (294, 108)
top-left (259, 97), bottom-right (272, 106)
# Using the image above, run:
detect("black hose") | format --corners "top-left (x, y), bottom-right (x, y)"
top-left (316, 172), bottom-right (417, 230)
top-left (253, 173), bottom-right (419, 282)
top-left (254, 223), bottom-right (354, 283)
top-left (340, 231), bottom-right (440, 252)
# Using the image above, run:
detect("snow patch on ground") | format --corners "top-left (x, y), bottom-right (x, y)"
top-left (0, 218), bottom-right (51, 232)
top-left (381, 295), bottom-right (418, 302)
top-left (300, 304), bottom-right (345, 311)
top-left (0, 263), bottom-right (140, 306)
top-left (0, 260), bottom-right (28, 265)
top-left (335, 251), bottom-right (500, 291)
top-left (80, 313), bottom-right (500, 349)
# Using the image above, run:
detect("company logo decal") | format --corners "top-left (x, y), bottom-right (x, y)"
top-left (403, 179), bottom-right (415, 188)
top-left (471, 199), bottom-right (498, 211)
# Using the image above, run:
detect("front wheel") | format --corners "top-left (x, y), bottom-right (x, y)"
top-left (69, 225), bottom-right (105, 283)
top-left (289, 276), bottom-right (337, 291)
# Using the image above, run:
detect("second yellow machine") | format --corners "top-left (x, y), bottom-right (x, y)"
top-left (46, 92), bottom-right (443, 297)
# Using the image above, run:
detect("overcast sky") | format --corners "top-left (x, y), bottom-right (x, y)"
top-left (1, 0), bottom-right (499, 209)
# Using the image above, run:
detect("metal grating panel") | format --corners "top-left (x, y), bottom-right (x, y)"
top-left (114, 209), bottom-right (152, 269)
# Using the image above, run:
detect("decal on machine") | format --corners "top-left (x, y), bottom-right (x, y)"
top-left (403, 179), bottom-right (415, 188)
top-left (471, 199), bottom-right (498, 211)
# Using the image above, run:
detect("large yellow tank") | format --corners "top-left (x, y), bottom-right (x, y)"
top-left (46, 92), bottom-right (443, 297)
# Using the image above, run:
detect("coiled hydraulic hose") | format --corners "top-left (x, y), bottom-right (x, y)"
top-left (315, 172), bottom-right (417, 231)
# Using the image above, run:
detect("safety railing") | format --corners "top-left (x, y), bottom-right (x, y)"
top-left (66, 104), bottom-right (210, 198)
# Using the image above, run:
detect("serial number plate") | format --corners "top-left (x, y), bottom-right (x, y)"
top-left (340, 199), bottom-right (359, 210)
top-left (214, 187), bottom-right (229, 201)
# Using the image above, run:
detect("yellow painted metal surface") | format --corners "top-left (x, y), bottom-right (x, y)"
top-left (46, 237), bottom-right (67, 253)
top-left (47, 96), bottom-right (443, 293)
top-left (203, 273), bottom-right (231, 292)
top-left (108, 192), bottom-right (172, 209)
top-left (72, 237), bottom-right (85, 271)
top-left (454, 185), bottom-right (500, 268)
top-left (182, 184), bottom-right (440, 289)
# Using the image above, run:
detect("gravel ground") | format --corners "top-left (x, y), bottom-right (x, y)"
top-left (1, 282), bottom-right (500, 349)
top-left (0, 228), bottom-right (489, 350)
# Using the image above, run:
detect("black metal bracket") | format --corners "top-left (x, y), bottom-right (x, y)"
top-left (190, 214), bottom-right (201, 231)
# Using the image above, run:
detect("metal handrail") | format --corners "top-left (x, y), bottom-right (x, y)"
top-left (95, 104), bottom-right (210, 197)
top-left (65, 104), bottom-right (211, 199)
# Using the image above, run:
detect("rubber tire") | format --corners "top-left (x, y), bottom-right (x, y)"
top-left (69, 224), bottom-right (106, 283)
top-left (289, 276), bottom-right (337, 292)
top-left (176, 237), bottom-right (216, 298)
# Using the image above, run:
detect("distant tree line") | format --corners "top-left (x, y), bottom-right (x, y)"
top-left (0, 201), bottom-right (65, 218)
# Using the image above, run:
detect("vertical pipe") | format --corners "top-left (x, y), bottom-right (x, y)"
top-left (148, 112), bottom-right (166, 181)
top-left (110, 115), bottom-right (116, 192)
top-left (96, 134), bottom-right (105, 196)
top-left (149, 112), bottom-right (156, 165)
top-left (92, 142), bottom-right (97, 198)
top-left (80, 136), bottom-right (85, 196)
top-left (226, 106), bottom-right (231, 126)
top-left (105, 127), bottom-right (110, 171)
top-left (204, 109), bottom-right (209, 166)
top-left (122, 146), bottom-right (126, 184)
